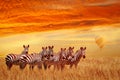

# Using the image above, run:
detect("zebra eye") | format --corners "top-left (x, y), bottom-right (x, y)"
top-left (51, 55), bottom-right (53, 57)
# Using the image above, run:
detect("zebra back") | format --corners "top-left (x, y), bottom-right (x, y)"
top-left (5, 54), bottom-right (21, 63)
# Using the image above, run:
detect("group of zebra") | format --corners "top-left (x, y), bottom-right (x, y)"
top-left (5, 45), bottom-right (86, 70)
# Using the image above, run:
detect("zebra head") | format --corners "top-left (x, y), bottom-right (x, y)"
top-left (80, 47), bottom-right (86, 59)
top-left (66, 47), bottom-right (74, 60)
top-left (41, 47), bottom-right (48, 60)
top-left (67, 47), bottom-right (74, 56)
top-left (41, 47), bottom-right (48, 56)
top-left (22, 45), bottom-right (29, 54)
top-left (48, 46), bottom-right (54, 56)
top-left (59, 48), bottom-right (66, 60)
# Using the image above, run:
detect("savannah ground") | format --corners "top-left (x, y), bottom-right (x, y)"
top-left (0, 57), bottom-right (120, 80)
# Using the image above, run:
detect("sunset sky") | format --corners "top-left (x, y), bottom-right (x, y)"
top-left (0, 0), bottom-right (120, 57)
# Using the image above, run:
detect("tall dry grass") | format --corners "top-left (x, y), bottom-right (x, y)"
top-left (0, 57), bottom-right (120, 80)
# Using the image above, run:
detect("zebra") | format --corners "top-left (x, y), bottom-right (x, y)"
top-left (38, 46), bottom-right (49, 70)
top-left (66, 47), bottom-right (74, 60)
top-left (40, 47), bottom-right (48, 59)
top-left (44, 54), bottom-right (60, 70)
top-left (21, 45), bottom-right (29, 54)
top-left (64, 47), bottom-right (86, 68)
top-left (5, 45), bottom-right (29, 70)
top-left (42, 46), bottom-right (54, 69)
top-left (19, 53), bottom-right (42, 70)
top-left (48, 46), bottom-right (54, 57)
top-left (42, 46), bottom-right (54, 60)
top-left (44, 48), bottom-right (67, 70)
top-left (59, 48), bottom-right (67, 60)
top-left (19, 47), bottom-right (48, 70)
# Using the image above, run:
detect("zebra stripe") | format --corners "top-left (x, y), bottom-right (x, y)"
top-left (5, 54), bottom-right (21, 63)
top-left (65, 47), bottom-right (86, 68)
top-left (19, 53), bottom-right (42, 69)
top-left (5, 45), bottom-right (30, 70)
top-left (5, 54), bottom-right (23, 70)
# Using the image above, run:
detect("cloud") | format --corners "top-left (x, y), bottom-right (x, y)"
top-left (0, 18), bottom-right (118, 37)
top-left (83, 0), bottom-right (120, 7)
top-left (31, 0), bottom-right (77, 10)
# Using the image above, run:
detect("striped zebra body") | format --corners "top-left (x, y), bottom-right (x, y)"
top-left (5, 45), bottom-right (30, 70)
top-left (59, 47), bottom-right (86, 69)
top-left (67, 47), bottom-right (86, 68)
top-left (19, 53), bottom-right (42, 70)
top-left (44, 48), bottom-right (67, 70)
top-left (5, 54), bottom-right (22, 70)
top-left (44, 54), bottom-right (60, 70)
top-left (66, 47), bottom-right (74, 60)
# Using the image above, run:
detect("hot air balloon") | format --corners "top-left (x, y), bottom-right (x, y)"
top-left (95, 36), bottom-right (105, 49)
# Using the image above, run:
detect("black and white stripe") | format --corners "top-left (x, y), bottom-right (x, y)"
top-left (5, 45), bottom-right (30, 70)
top-left (5, 54), bottom-right (22, 70)
top-left (19, 53), bottom-right (42, 70)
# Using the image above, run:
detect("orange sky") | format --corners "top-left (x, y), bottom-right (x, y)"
top-left (0, 0), bottom-right (120, 57)
top-left (0, 0), bottom-right (120, 36)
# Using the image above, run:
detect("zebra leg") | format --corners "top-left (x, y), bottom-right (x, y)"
top-left (38, 64), bottom-right (42, 69)
top-left (75, 63), bottom-right (78, 69)
top-left (29, 65), bottom-right (32, 70)
top-left (57, 64), bottom-right (60, 70)
top-left (29, 65), bottom-right (34, 70)
top-left (61, 65), bottom-right (65, 71)
top-left (32, 65), bottom-right (34, 70)
top-left (37, 62), bottom-right (42, 69)
top-left (54, 64), bottom-right (56, 70)
top-left (43, 62), bottom-right (47, 70)
top-left (20, 63), bottom-right (26, 70)
top-left (48, 65), bottom-right (51, 69)
top-left (6, 61), bottom-right (12, 70)
top-left (70, 64), bottom-right (73, 68)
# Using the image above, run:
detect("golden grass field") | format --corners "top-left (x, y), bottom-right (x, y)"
top-left (0, 57), bottom-right (120, 80)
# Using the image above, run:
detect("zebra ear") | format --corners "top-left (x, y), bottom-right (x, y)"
top-left (28, 45), bottom-right (29, 47)
top-left (46, 47), bottom-right (47, 49)
top-left (72, 47), bottom-right (74, 49)
top-left (69, 47), bottom-right (71, 49)
top-left (80, 47), bottom-right (83, 50)
top-left (23, 45), bottom-right (25, 48)
top-left (52, 46), bottom-right (54, 48)
top-left (61, 48), bottom-right (63, 51)
top-left (84, 47), bottom-right (86, 50)
top-left (64, 48), bottom-right (66, 50)
top-left (42, 47), bottom-right (44, 50)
